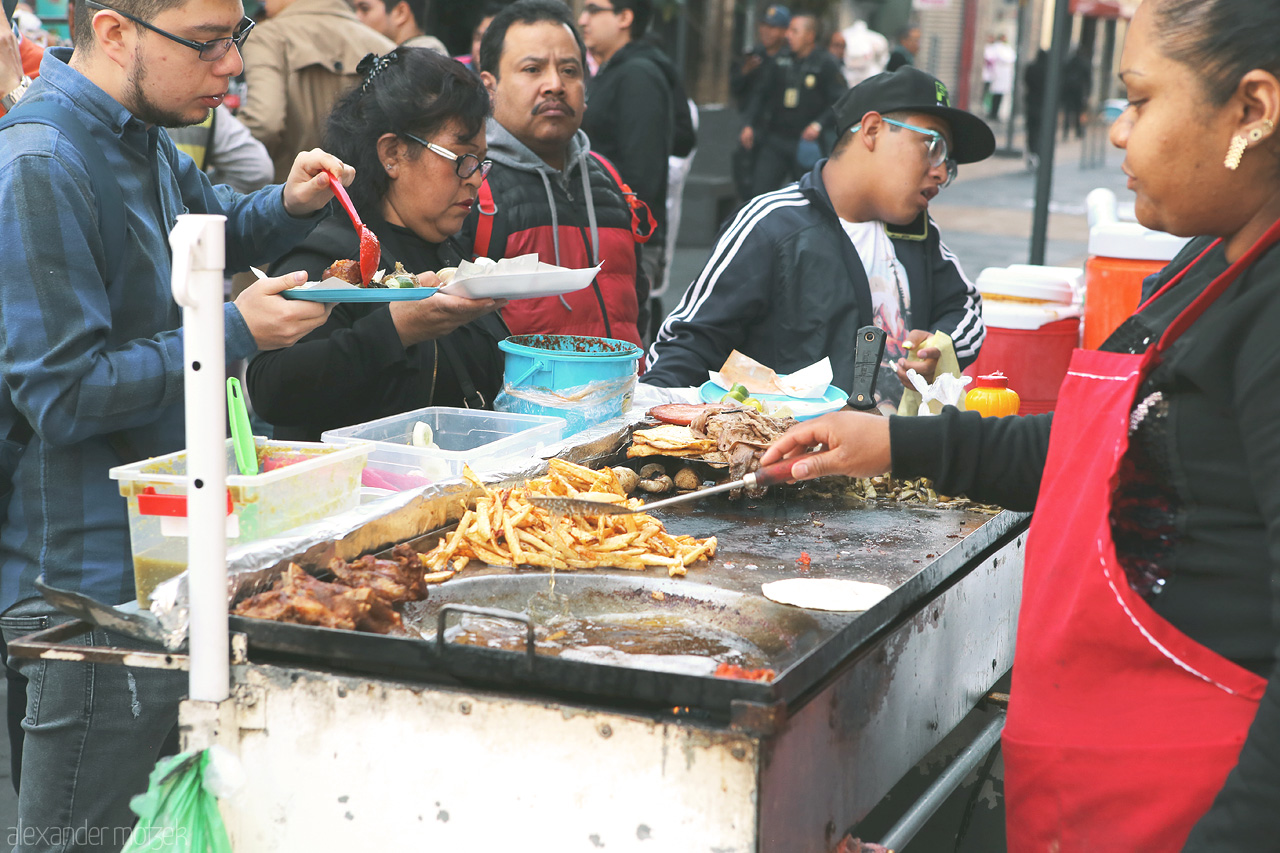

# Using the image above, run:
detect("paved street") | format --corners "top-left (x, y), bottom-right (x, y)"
top-left (0, 124), bottom-right (1136, 841)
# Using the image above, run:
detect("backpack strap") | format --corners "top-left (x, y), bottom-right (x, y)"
top-left (0, 101), bottom-right (128, 448)
top-left (0, 101), bottom-right (127, 282)
top-left (436, 336), bottom-right (487, 410)
top-left (588, 151), bottom-right (656, 244)
top-left (473, 177), bottom-right (497, 261)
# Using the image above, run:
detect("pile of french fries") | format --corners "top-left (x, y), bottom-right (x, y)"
top-left (421, 460), bottom-right (717, 578)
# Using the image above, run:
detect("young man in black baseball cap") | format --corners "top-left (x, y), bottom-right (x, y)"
top-left (643, 66), bottom-right (994, 412)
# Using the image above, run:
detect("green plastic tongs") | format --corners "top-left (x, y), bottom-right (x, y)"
top-left (227, 377), bottom-right (258, 475)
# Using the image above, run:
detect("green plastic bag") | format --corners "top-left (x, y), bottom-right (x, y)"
top-left (121, 749), bottom-right (234, 853)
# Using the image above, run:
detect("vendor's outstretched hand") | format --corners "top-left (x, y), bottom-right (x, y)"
top-left (234, 271), bottom-right (334, 350)
top-left (895, 328), bottom-right (941, 387)
top-left (281, 148), bottom-right (357, 217)
top-left (389, 275), bottom-right (506, 347)
top-left (759, 410), bottom-right (892, 481)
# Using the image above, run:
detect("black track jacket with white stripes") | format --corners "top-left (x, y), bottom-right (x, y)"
top-left (642, 160), bottom-right (985, 391)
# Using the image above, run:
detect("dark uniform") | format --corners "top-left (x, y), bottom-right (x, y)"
top-left (747, 47), bottom-right (847, 196)
top-left (729, 43), bottom-right (788, 202)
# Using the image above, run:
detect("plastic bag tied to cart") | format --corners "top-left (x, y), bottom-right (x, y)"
top-left (122, 746), bottom-right (243, 853)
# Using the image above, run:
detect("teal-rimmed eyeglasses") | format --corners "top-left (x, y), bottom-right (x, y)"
top-left (851, 117), bottom-right (958, 188)
top-left (84, 0), bottom-right (254, 62)
top-left (401, 132), bottom-right (493, 180)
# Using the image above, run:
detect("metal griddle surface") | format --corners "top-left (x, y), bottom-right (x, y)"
top-left (230, 483), bottom-right (1027, 719)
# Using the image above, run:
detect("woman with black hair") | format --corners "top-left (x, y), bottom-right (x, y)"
top-left (764, 0), bottom-right (1280, 849)
top-left (248, 48), bottom-right (508, 440)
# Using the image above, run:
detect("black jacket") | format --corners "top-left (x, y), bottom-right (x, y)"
top-left (642, 160), bottom-right (984, 393)
top-left (749, 48), bottom-right (847, 140)
top-left (729, 44), bottom-right (789, 112)
top-left (582, 40), bottom-right (675, 230)
top-left (247, 215), bottom-right (508, 441)
top-left (892, 235), bottom-right (1280, 849)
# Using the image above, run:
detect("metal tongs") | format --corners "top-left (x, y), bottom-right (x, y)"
top-left (530, 452), bottom-right (820, 517)
top-left (324, 172), bottom-right (381, 285)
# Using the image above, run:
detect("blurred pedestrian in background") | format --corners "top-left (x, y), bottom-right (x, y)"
top-left (729, 3), bottom-right (790, 203)
top-left (238, 0), bottom-right (392, 181)
top-left (352, 0), bottom-right (446, 54)
top-left (827, 28), bottom-right (844, 63)
top-left (1061, 48), bottom-right (1092, 140)
top-left (579, 0), bottom-right (677, 310)
top-left (742, 11), bottom-right (846, 195)
top-left (984, 33), bottom-right (1015, 122)
top-left (1024, 47), bottom-right (1047, 169)
top-left (839, 17), bottom-right (887, 87)
top-left (886, 24), bottom-right (919, 72)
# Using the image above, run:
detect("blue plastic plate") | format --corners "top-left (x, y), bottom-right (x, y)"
top-left (697, 380), bottom-right (849, 421)
top-left (282, 287), bottom-right (439, 303)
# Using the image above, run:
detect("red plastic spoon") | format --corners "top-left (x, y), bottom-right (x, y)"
top-left (324, 171), bottom-right (380, 285)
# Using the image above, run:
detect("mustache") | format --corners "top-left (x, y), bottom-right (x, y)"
top-left (533, 99), bottom-right (576, 117)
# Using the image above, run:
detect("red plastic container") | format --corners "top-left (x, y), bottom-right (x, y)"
top-left (966, 318), bottom-right (1080, 415)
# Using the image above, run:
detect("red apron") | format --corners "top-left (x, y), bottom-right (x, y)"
top-left (1002, 220), bottom-right (1280, 851)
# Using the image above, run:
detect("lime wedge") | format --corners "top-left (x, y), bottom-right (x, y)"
top-left (411, 421), bottom-right (435, 449)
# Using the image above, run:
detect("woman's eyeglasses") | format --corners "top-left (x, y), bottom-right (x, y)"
top-left (851, 117), bottom-right (959, 188)
top-left (84, 0), bottom-right (254, 62)
top-left (401, 132), bottom-right (493, 180)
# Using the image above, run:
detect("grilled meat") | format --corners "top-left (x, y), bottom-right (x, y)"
top-left (233, 563), bottom-right (403, 634)
top-left (690, 408), bottom-right (797, 497)
top-left (321, 258), bottom-right (363, 286)
top-left (327, 544), bottom-right (429, 604)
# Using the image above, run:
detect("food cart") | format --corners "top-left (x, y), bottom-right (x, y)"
top-left (10, 215), bottom-right (1028, 851)
top-left (18, 454), bottom-right (1026, 851)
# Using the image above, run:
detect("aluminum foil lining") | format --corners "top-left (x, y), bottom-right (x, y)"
top-left (149, 411), bottom-right (644, 650)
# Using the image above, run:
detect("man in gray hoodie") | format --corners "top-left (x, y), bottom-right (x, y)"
top-left (459, 0), bottom-right (649, 346)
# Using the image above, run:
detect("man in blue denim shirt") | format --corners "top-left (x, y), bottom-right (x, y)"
top-left (0, 0), bottom-right (352, 844)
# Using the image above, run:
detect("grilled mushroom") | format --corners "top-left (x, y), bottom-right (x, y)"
top-left (611, 466), bottom-right (640, 494)
top-left (637, 463), bottom-right (673, 493)
top-left (673, 467), bottom-right (699, 491)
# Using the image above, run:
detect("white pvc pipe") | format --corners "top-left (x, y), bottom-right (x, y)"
top-left (169, 214), bottom-right (229, 703)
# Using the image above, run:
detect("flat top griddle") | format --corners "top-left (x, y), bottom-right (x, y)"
top-left (229, 485), bottom-right (1028, 722)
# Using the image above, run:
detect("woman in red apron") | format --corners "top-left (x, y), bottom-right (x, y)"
top-left (762, 0), bottom-right (1280, 848)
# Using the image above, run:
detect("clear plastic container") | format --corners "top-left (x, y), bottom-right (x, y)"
top-left (321, 407), bottom-right (566, 491)
top-left (110, 438), bottom-right (369, 607)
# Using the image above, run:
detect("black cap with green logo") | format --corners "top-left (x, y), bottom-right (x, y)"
top-left (834, 66), bottom-right (996, 164)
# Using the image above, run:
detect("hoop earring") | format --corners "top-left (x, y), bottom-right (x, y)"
top-left (1225, 134), bottom-right (1248, 170)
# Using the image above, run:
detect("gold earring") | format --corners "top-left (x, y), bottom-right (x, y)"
top-left (1225, 134), bottom-right (1248, 170)
top-left (1249, 118), bottom-right (1276, 142)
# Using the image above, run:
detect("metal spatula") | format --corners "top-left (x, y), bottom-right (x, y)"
top-left (529, 453), bottom-right (819, 517)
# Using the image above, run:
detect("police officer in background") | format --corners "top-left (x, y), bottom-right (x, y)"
top-left (741, 12), bottom-right (846, 196)
top-left (728, 3), bottom-right (789, 203)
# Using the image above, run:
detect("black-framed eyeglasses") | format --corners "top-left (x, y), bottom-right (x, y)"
top-left (582, 3), bottom-right (617, 14)
top-left (401, 132), bottom-right (493, 180)
top-left (84, 0), bottom-right (255, 62)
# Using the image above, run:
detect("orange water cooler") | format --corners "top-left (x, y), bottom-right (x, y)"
top-left (1083, 219), bottom-right (1190, 350)
top-left (966, 266), bottom-right (1082, 415)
